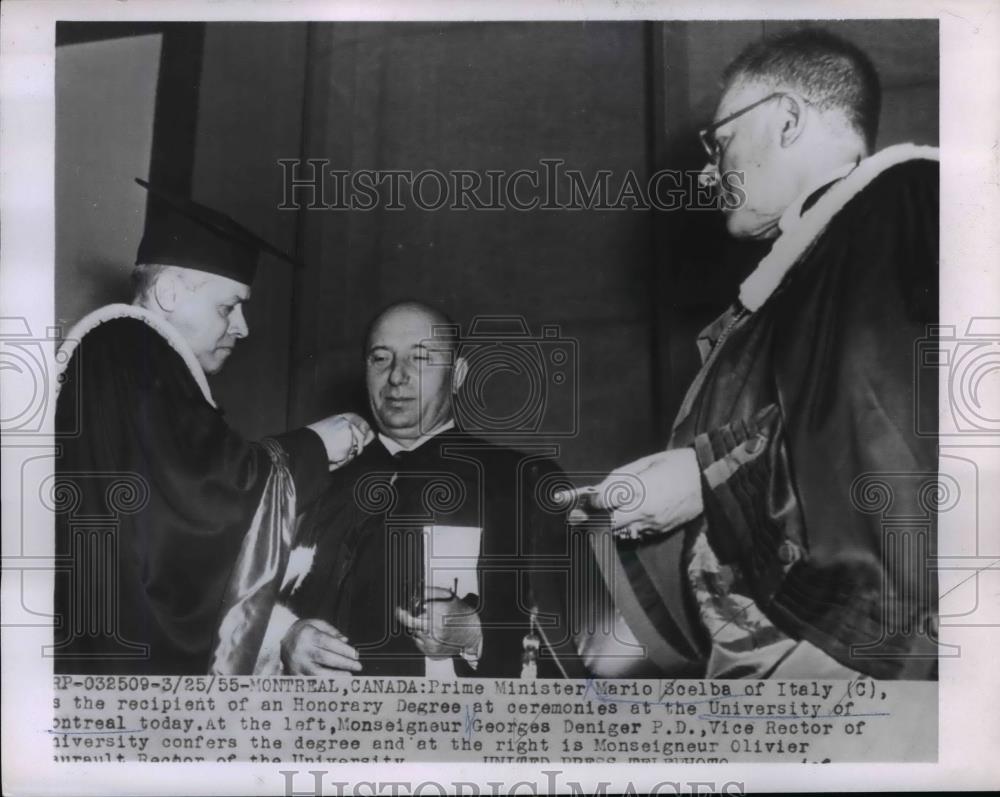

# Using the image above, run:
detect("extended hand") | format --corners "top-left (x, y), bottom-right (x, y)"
top-left (395, 588), bottom-right (482, 660)
top-left (281, 618), bottom-right (362, 675)
top-left (307, 412), bottom-right (374, 470)
top-left (583, 448), bottom-right (704, 539)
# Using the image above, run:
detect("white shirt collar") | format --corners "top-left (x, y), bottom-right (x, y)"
top-left (378, 419), bottom-right (456, 456)
top-left (777, 159), bottom-right (860, 236)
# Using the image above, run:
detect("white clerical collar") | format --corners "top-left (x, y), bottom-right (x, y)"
top-left (378, 419), bottom-right (456, 456)
top-left (777, 159), bottom-right (860, 236)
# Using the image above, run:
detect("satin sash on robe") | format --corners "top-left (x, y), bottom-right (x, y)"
top-left (210, 439), bottom-right (296, 674)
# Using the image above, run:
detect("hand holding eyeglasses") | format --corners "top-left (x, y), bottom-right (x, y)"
top-left (396, 580), bottom-right (482, 660)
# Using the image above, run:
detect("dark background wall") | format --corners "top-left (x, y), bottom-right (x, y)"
top-left (56, 20), bottom-right (939, 475)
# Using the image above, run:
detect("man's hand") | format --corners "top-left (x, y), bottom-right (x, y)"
top-left (306, 413), bottom-right (374, 470)
top-left (395, 587), bottom-right (482, 660)
top-left (564, 448), bottom-right (704, 539)
top-left (281, 618), bottom-right (362, 675)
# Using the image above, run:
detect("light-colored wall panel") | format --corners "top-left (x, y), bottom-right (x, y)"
top-left (55, 34), bottom-right (162, 330)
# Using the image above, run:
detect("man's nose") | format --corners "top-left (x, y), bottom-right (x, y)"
top-left (387, 358), bottom-right (410, 385)
top-left (228, 305), bottom-right (249, 339)
top-left (698, 160), bottom-right (720, 189)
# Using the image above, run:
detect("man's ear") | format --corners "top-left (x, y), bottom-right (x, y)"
top-left (150, 269), bottom-right (179, 313)
top-left (452, 356), bottom-right (469, 393)
top-left (778, 92), bottom-right (807, 148)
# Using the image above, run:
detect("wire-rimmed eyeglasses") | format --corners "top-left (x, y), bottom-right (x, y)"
top-left (698, 91), bottom-right (787, 165)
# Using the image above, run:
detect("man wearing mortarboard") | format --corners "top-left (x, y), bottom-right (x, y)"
top-left (52, 180), bottom-right (372, 674)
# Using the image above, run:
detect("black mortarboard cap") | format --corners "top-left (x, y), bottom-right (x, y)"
top-left (134, 178), bottom-right (299, 285)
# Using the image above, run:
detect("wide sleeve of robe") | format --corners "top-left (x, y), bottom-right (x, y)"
top-left (54, 317), bottom-right (328, 673)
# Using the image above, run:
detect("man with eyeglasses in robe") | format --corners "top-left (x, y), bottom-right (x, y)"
top-left (564, 28), bottom-right (939, 680)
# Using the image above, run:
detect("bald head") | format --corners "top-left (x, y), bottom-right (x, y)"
top-left (365, 301), bottom-right (466, 444)
top-left (365, 301), bottom-right (455, 354)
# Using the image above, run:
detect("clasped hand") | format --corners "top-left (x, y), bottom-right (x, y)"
top-left (395, 587), bottom-right (482, 660)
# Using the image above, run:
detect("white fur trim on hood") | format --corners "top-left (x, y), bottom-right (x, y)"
top-left (57, 303), bottom-right (216, 407)
top-left (738, 143), bottom-right (940, 313)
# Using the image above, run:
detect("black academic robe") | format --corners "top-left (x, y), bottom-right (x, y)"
top-left (622, 149), bottom-right (940, 679)
top-left (53, 312), bottom-right (329, 674)
top-left (279, 431), bottom-right (572, 677)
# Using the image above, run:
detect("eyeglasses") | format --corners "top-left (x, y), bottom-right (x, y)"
top-left (409, 578), bottom-right (459, 615)
top-left (698, 91), bottom-right (787, 165)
